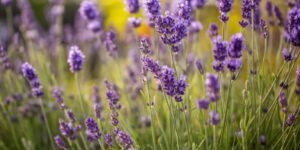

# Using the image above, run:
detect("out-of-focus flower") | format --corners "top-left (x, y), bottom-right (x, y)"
top-left (54, 135), bottom-right (67, 149)
top-left (85, 117), bottom-right (101, 142)
top-left (197, 99), bottom-right (210, 110)
top-left (21, 62), bottom-right (44, 97)
top-left (209, 111), bottom-right (220, 125)
top-left (67, 46), bottom-right (85, 73)
top-left (205, 73), bottom-right (220, 102)
top-left (115, 129), bottom-right (134, 149)
top-left (125, 0), bottom-right (140, 14)
top-left (208, 23), bottom-right (219, 38)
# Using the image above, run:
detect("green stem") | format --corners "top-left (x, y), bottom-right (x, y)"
top-left (75, 73), bottom-right (86, 116)
top-left (39, 98), bottom-right (55, 150)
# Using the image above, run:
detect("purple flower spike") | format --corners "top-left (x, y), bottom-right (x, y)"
top-left (286, 113), bottom-right (296, 126)
top-left (125, 0), bottom-right (140, 14)
top-left (229, 33), bottom-right (244, 58)
top-left (54, 135), bottom-right (67, 149)
top-left (282, 48), bottom-right (293, 61)
top-left (279, 91), bottom-right (288, 113)
top-left (193, 0), bottom-right (207, 9)
top-left (212, 36), bottom-right (228, 62)
top-left (209, 111), bottom-right (220, 125)
top-left (177, 0), bottom-right (193, 21)
top-left (205, 73), bottom-right (220, 102)
top-left (197, 99), bottom-right (210, 110)
top-left (1, 0), bottom-right (11, 6)
top-left (217, 0), bottom-right (233, 13)
top-left (141, 57), bottom-right (161, 78)
top-left (79, 0), bottom-right (99, 20)
top-left (21, 62), bottom-right (44, 97)
top-left (144, 0), bottom-right (161, 17)
top-left (85, 117), bottom-right (101, 142)
top-left (208, 23), bottom-right (219, 38)
top-left (260, 135), bottom-right (266, 145)
top-left (67, 46), bottom-right (85, 73)
top-left (196, 59), bottom-right (205, 74)
top-left (115, 129), bottom-right (134, 149)
top-left (159, 66), bottom-right (177, 97)
top-left (227, 59), bottom-right (242, 72)
top-left (274, 6), bottom-right (284, 26)
top-left (105, 133), bottom-right (114, 147)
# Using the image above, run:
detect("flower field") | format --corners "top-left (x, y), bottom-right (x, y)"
top-left (0, 0), bottom-right (299, 149)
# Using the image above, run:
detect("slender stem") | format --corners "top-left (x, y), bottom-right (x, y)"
top-left (39, 98), bottom-right (55, 150)
top-left (75, 73), bottom-right (86, 116)
top-left (79, 132), bottom-right (89, 150)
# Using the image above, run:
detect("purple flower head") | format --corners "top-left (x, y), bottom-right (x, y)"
top-left (160, 20), bottom-right (188, 44)
top-left (193, 0), bottom-right (207, 9)
top-left (189, 21), bottom-right (203, 34)
top-left (227, 59), bottom-right (242, 72)
top-left (205, 73), bottom-right (220, 102)
top-left (21, 62), bottom-right (38, 81)
top-left (197, 99), bottom-right (210, 110)
top-left (144, 0), bottom-right (161, 17)
top-left (217, 0), bottom-right (233, 13)
top-left (105, 133), bottom-right (114, 147)
top-left (220, 13), bottom-right (229, 22)
top-left (59, 119), bottom-right (77, 140)
top-left (266, 0), bottom-right (273, 17)
top-left (282, 48), bottom-right (293, 61)
top-left (139, 37), bottom-right (152, 55)
top-left (104, 30), bottom-right (118, 56)
top-left (174, 75), bottom-right (188, 102)
top-left (239, 20), bottom-right (249, 28)
top-left (208, 23), bottom-right (219, 38)
top-left (229, 33), bottom-right (244, 58)
top-left (171, 42), bottom-right (183, 53)
top-left (52, 88), bottom-right (65, 109)
top-left (79, 0), bottom-right (99, 20)
top-left (213, 60), bottom-right (225, 72)
top-left (125, 0), bottom-right (140, 14)
top-left (195, 59), bottom-right (205, 74)
top-left (286, 113), bottom-right (296, 126)
top-left (177, 0), bottom-right (193, 21)
top-left (209, 111), bottom-right (220, 125)
top-left (67, 46), bottom-right (85, 73)
top-left (87, 19), bottom-right (102, 33)
top-left (105, 80), bottom-right (121, 109)
top-left (65, 109), bottom-right (76, 123)
top-left (279, 91), bottom-right (288, 113)
top-left (159, 66), bottom-right (177, 96)
top-left (54, 135), bottom-right (67, 149)
top-left (0, 46), bottom-right (12, 70)
top-left (94, 103), bottom-right (103, 119)
top-left (155, 12), bottom-right (175, 34)
top-left (274, 5), bottom-right (284, 26)
top-left (241, 0), bottom-right (251, 20)
top-left (1, 0), bottom-right (11, 6)
top-left (115, 130), bottom-right (134, 149)
top-left (212, 36), bottom-right (228, 61)
top-left (260, 135), bottom-right (266, 145)
top-left (85, 117), bottom-right (101, 141)
top-left (128, 17), bottom-right (142, 28)
top-left (141, 57), bottom-right (161, 78)
top-left (287, 7), bottom-right (300, 46)
top-left (21, 62), bottom-right (44, 97)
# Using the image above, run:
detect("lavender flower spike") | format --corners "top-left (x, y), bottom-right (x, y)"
top-left (115, 129), bottom-right (134, 149)
top-left (125, 0), bottom-right (140, 14)
top-left (209, 111), bottom-right (220, 125)
top-left (67, 45), bottom-right (85, 73)
top-left (54, 135), bottom-right (67, 149)
top-left (79, 0), bottom-right (99, 20)
top-left (229, 33), bottom-right (244, 58)
top-left (21, 62), bottom-right (44, 97)
top-left (85, 117), bottom-right (101, 142)
top-left (217, 0), bottom-right (233, 13)
top-left (197, 99), bottom-right (210, 110)
top-left (205, 73), bottom-right (220, 102)
top-left (143, 0), bottom-right (161, 17)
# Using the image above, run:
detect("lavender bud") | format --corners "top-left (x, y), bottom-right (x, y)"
top-left (286, 113), bottom-right (296, 126)
top-left (193, 0), bottom-right (207, 9)
top-left (227, 59), bottom-right (242, 72)
top-left (115, 130), bottom-right (134, 149)
top-left (282, 48), bottom-right (293, 61)
top-left (143, 0), bottom-right (161, 17)
top-left (209, 111), bottom-right (220, 125)
top-left (217, 0), bottom-right (233, 13)
top-left (196, 99), bottom-right (210, 110)
top-left (54, 135), bottom-right (67, 149)
top-left (128, 17), bottom-right (142, 28)
top-left (139, 37), bottom-right (152, 55)
top-left (260, 135), bottom-right (266, 145)
top-left (229, 33), bottom-right (244, 58)
top-left (67, 46), bottom-right (85, 73)
top-left (79, 0), bottom-right (99, 20)
top-left (205, 73), bottom-right (220, 102)
top-left (125, 0), bottom-right (140, 14)
top-left (208, 23), bottom-right (219, 38)
top-left (104, 133), bottom-right (114, 147)
top-left (274, 5), bottom-right (284, 26)
top-left (195, 59), bottom-right (205, 74)
top-left (279, 91), bottom-right (288, 113)
top-left (52, 88), bottom-right (65, 109)
top-left (212, 36), bottom-right (228, 62)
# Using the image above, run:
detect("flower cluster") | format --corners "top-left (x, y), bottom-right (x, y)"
top-left (217, 0), bottom-right (233, 22)
top-left (115, 129), bottom-right (134, 149)
top-left (105, 80), bottom-right (121, 126)
top-left (212, 36), bottom-right (228, 72)
top-left (104, 29), bottom-right (118, 57)
top-left (125, 0), bottom-right (140, 14)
